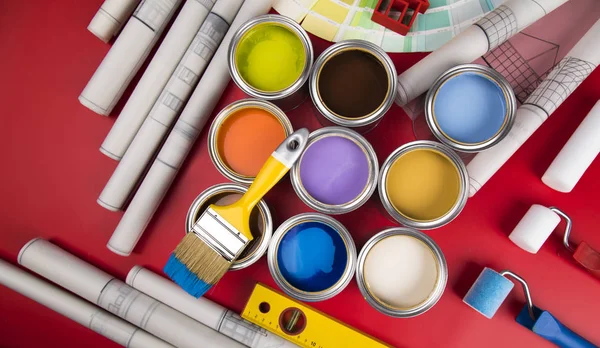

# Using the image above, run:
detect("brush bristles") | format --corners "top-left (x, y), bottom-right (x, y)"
top-left (174, 234), bottom-right (231, 285)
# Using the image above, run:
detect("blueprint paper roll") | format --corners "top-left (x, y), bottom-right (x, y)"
top-left (127, 266), bottom-right (299, 348)
top-left (88, 0), bottom-right (141, 43)
top-left (467, 19), bottom-right (600, 197)
top-left (100, 0), bottom-right (217, 160)
top-left (79, 0), bottom-right (182, 116)
top-left (395, 0), bottom-right (568, 107)
top-left (107, 0), bottom-right (273, 256)
top-left (18, 239), bottom-right (245, 348)
top-left (0, 259), bottom-right (173, 348)
top-left (98, 0), bottom-right (242, 212)
top-left (542, 100), bottom-right (600, 193)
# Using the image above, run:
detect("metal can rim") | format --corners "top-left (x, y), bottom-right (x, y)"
top-left (355, 227), bottom-right (448, 318)
top-left (290, 126), bottom-right (379, 214)
top-left (309, 40), bottom-right (397, 128)
top-left (185, 183), bottom-right (273, 270)
top-left (424, 64), bottom-right (517, 152)
top-left (378, 140), bottom-right (468, 229)
top-left (207, 98), bottom-right (294, 185)
top-left (228, 14), bottom-right (314, 100)
top-left (267, 213), bottom-right (357, 302)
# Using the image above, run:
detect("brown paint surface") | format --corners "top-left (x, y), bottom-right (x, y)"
top-left (216, 107), bottom-right (286, 177)
top-left (318, 49), bottom-right (388, 118)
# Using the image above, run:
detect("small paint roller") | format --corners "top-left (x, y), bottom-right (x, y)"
top-left (463, 268), bottom-right (597, 348)
top-left (509, 205), bottom-right (600, 279)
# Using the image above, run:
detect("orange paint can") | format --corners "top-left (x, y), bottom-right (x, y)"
top-left (208, 99), bottom-right (293, 184)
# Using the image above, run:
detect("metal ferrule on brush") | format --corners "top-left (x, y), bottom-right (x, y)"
top-left (191, 207), bottom-right (250, 262)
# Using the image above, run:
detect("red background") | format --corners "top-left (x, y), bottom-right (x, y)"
top-left (1, 1), bottom-right (600, 347)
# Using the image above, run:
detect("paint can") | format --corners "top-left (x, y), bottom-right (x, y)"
top-left (186, 183), bottom-right (272, 270)
top-left (424, 64), bottom-right (516, 152)
top-left (378, 141), bottom-right (468, 229)
top-left (228, 15), bottom-right (313, 111)
top-left (290, 127), bottom-right (379, 214)
top-left (267, 213), bottom-right (357, 302)
top-left (310, 40), bottom-right (397, 133)
top-left (208, 99), bottom-right (294, 185)
top-left (356, 227), bottom-right (448, 318)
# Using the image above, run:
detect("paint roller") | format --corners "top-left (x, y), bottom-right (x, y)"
top-left (463, 268), bottom-right (597, 348)
top-left (509, 205), bottom-right (600, 279)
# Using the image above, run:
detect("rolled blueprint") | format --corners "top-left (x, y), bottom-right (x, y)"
top-left (127, 266), bottom-right (299, 348)
top-left (467, 19), bottom-right (600, 197)
top-left (98, 0), bottom-right (243, 212)
top-left (79, 0), bottom-right (182, 116)
top-left (0, 259), bottom-right (173, 348)
top-left (100, 0), bottom-right (217, 160)
top-left (395, 0), bottom-right (567, 107)
top-left (88, 0), bottom-right (141, 43)
top-left (18, 239), bottom-right (245, 348)
top-left (542, 100), bottom-right (600, 192)
top-left (107, 0), bottom-right (273, 256)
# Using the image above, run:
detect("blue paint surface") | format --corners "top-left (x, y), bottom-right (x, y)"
top-left (276, 222), bottom-right (348, 292)
top-left (463, 267), bottom-right (514, 318)
top-left (434, 72), bottom-right (507, 143)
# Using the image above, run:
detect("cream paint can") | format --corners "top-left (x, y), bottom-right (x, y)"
top-left (186, 183), bottom-right (272, 270)
top-left (356, 227), bottom-right (448, 318)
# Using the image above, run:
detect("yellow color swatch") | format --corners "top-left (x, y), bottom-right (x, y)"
top-left (311, 0), bottom-right (349, 23)
top-left (302, 14), bottom-right (340, 41)
top-left (385, 148), bottom-right (460, 221)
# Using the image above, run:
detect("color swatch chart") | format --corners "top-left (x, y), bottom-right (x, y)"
top-left (274, 0), bottom-right (503, 52)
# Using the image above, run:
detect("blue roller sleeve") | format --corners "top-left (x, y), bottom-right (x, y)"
top-left (463, 267), bottom-right (514, 319)
top-left (516, 305), bottom-right (598, 348)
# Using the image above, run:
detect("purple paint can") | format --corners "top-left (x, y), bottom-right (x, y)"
top-left (291, 127), bottom-right (378, 214)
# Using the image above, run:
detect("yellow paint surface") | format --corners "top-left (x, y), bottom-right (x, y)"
top-left (385, 148), bottom-right (460, 221)
top-left (235, 23), bottom-right (306, 92)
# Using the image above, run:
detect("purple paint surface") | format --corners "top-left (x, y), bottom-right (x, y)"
top-left (299, 136), bottom-right (370, 205)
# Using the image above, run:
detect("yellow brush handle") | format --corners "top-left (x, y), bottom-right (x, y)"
top-left (211, 129), bottom-right (309, 241)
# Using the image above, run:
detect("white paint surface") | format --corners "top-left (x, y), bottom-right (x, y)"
top-left (363, 235), bottom-right (438, 309)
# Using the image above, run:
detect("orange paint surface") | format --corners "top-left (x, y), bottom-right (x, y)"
top-left (216, 107), bottom-right (286, 177)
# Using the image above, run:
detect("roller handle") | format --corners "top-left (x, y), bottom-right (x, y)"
top-left (573, 242), bottom-right (600, 279)
top-left (533, 311), bottom-right (597, 348)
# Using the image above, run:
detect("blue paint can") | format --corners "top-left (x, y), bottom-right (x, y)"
top-left (425, 64), bottom-right (516, 152)
top-left (267, 213), bottom-right (357, 302)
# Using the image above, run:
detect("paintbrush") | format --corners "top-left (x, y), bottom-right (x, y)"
top-left (164, 128), bottom-right (309, 297)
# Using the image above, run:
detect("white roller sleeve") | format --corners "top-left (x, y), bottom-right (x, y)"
top-left (467, 19), bottom-right (600, 197)
top-left (106, 0), bottom-right (274, 257)
top-left (127, 266), bottom-right (300, 348)
top-left (0, 259), bottom-right (173, 348)
top-left (98, 0), bottom-right (243, 212)
top-left (100, 0), bottom-right (217, 160)
top-left (542, 100), bottom-right (600, 192)
top-left (395, 0), bottom-right (567, 106)
top-left (88, 0), bottom-right (141, 43)
top-left (509, 205), bottom-right (561, 254)
top-left (79, 0), bottom-right (182, 116)
top-left (18, 239), bottom-right (245, 348)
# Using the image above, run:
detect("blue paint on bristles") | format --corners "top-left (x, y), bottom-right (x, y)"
top-left (164, 253), bottom-right (212, 298)
top-left (463, 267), bottom-right (514, 319)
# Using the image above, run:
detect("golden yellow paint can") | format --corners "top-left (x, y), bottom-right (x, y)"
top-left (378, 141), bottom-right (468, 229)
